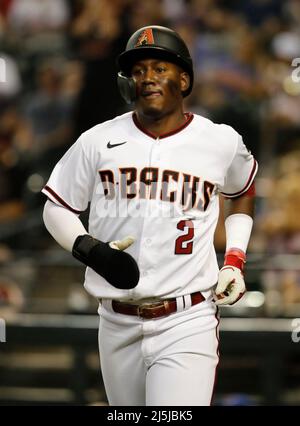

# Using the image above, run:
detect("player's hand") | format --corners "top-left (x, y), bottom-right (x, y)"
top-left (214, 266), bottom-right (246, 306)
top-left (109, 236), bottom-right (135, 251)
top-left (72, 234), bottom-right (139, 289)
top-left (214, 248), bottom-right (246, 306)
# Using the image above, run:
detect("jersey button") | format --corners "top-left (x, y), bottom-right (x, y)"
top-left (145, 238), bottom-right (152, 245)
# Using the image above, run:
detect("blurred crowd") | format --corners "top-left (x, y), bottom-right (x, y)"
top-left (0, 0), bottom-right (300, 316)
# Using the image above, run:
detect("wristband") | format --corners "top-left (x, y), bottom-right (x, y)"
top-left (224, 248), bottom-right (246, 271)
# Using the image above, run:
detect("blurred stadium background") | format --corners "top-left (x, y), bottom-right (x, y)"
top-left (0, 0), bottom-right (300, 406)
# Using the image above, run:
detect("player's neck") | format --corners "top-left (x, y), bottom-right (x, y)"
top-left (134, 109), bottom-right (187, 138)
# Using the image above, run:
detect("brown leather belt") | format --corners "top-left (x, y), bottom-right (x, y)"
top-left (111, 291), bottom-right (205, 319)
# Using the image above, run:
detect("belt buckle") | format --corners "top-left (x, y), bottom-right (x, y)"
top-left (137, 304), bottom-right (148, 318)
top-left (137, 301), bottom-right (168, 319)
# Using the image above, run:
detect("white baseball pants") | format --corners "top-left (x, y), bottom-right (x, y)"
top-left (98, 293), bottom-right (219, 406)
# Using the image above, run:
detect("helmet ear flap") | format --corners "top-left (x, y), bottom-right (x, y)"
top-left (117, 72), bottom-right (137, 104)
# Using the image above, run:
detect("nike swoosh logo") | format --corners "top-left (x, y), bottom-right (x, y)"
top-left (107, 141), bottom-right (127, 149)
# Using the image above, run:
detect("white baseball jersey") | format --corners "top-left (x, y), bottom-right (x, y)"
top-left (42, 111), bottom-right (258, 301)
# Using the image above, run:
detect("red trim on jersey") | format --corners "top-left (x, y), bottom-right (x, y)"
top-left (243, 181), bottom-right (256, 197)
top-left (224, 182), bottom-right (256, 200)
top-left (43, 186), bottom-right (83, 214)
top-left (210, 307), bottom-right (220, 406)
top-left (221, 159), bottom-right (258, 198)
top-left (132, 112), bottom-right (194, 139)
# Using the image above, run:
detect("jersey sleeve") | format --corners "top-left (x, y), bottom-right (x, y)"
top-left (220, 135), bottom-right (258, 198)
top-left (42, 134), bottom-right (96, 213)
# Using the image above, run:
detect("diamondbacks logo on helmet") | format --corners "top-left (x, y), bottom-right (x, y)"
top-left (135, 28), bottom-right (154, 47)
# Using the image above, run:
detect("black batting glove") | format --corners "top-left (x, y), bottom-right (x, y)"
top-left (72, 235), bottom-right (140, 289)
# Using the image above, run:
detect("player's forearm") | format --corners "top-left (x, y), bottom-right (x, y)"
top-left (224, 194), bottom-right (255, 253)
top-left (43, 200), bottom-right (88, 252)
top-left (215, 192), bottom-right (255, 305)
top-left (43, 200), bottom-right (139, 289)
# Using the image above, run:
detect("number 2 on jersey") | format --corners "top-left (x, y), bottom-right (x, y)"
top-left (175, 220), bottom-right (194, 254)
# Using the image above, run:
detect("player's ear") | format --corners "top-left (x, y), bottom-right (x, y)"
top-left (180, 72), bottom-right (190, 95)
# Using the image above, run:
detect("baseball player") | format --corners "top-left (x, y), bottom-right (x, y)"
top-left (42, 26), bottom-right (257, 406)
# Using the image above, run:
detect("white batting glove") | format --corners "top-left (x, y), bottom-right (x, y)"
top-left (109, 236), bottom-right (135, 251)
top-left (214, 248), bottom-right (246, 306)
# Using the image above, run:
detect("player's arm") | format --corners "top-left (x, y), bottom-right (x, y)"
top-left (214, 183), bottom-right (255, 305)
top-left (214, 128), bottom-right (258, 306)
top-left (227, 185), bottom-right (255, 217)
top-left (43, 200), bottom-right (139, 289)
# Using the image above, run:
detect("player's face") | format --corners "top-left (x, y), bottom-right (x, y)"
top-left (131, 59), bottom-right (189, 118)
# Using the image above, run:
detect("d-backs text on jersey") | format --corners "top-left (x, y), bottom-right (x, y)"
top-left (98, 167), bottom-right (215, 212)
